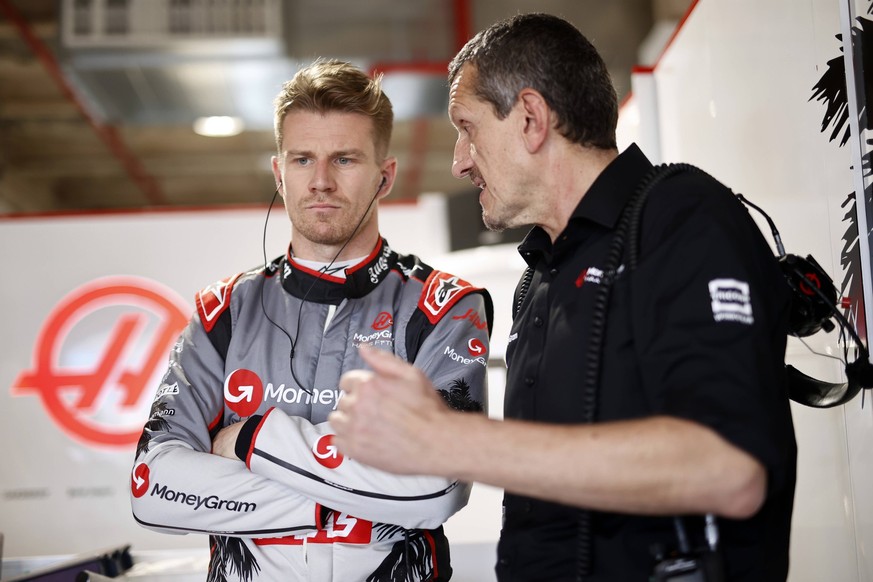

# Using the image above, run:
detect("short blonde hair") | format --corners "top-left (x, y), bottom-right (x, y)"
top-left (274, 59), bottom-right (394, 158)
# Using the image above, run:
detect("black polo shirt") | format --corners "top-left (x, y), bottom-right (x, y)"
top-left (497, 144), bottom-right (796, 581)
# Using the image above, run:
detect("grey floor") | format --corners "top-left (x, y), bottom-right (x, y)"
top-left (1, 542), bottom-right (499, 581)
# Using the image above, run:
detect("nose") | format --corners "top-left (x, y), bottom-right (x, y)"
top-left (309, 161), bottom-right (336, 193)
top-left (452, 136), bottom-right (473, 180)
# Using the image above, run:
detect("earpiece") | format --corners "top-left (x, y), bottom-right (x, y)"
top-left (378, 176), bottom-right (387, 190)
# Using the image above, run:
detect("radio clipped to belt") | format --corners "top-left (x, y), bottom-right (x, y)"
top-left (650, 514), bottom-right (724, 582)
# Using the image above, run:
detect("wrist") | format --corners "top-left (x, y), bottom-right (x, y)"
top-left (235, 414), bottom-right (264, 462)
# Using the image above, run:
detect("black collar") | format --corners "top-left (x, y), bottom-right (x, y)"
top-left (518, 143), bottom-right (653, 265)
top-left (280, 237), bottom-right (398, 304)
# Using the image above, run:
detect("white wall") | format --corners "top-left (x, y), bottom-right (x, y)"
top-left (620, 0), bottom-right (873, 579)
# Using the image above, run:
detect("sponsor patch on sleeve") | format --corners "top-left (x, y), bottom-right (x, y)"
top-left (418, 270), bottom-right (480, 324)
top-left (708, 278), bottom-right (754, 325)
top-left (195, 274), bottom-right (240, 332)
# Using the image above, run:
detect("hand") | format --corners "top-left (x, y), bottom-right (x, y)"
top-left (330, 344), bottom-right (452, 476)
top-left (212, 421), bottom-right (244, 460)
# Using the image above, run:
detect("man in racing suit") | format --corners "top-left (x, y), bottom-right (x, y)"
top-left (130, 59), bottom-right (493, 582)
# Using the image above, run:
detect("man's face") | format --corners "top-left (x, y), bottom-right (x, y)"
top-left (448, 64), bottom-right (527, 232)
top-left (272, 111), bottom-right (387, 250)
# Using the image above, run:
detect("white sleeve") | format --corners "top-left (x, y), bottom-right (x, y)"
top-left (243, 410), bottom-right (470, 530)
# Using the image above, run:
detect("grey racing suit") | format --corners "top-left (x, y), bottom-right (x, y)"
top-left (131, 237), bottom-right (493, 582)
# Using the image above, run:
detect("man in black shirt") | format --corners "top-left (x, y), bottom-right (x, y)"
top-left (331, 13), bottom-right (796, 581)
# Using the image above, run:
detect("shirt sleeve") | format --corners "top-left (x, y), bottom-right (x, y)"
top-left (238, 292), bottom-right (492, 529)
top-left (630, 176), bottom-right (794, 493)
top-left (130, 317), bottom-right (319, 538)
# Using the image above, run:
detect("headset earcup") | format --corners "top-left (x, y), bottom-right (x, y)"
top-left (786, 364), bottom-right (861, 408)
top-left (779, 254), bottom-right (838, 337)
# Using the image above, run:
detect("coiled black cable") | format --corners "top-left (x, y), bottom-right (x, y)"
top-left (575, 163), bottom-right (702, 580)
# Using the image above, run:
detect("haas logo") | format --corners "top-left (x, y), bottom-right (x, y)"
top-left (312, 434), bottom-right (344, 469)
top-left (131, 462), bottom-right (150, 498)
top-left (12, 276), bottom-right (189, 447)
top-left (224, 369), bottom-right (263, 417)
top-left (372, 311), bottom-right (393, 330)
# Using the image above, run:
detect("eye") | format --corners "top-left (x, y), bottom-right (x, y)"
top-left (293, 157), bottom-right (310, 166)
top-left (336, 157), bottom-right (353, 165)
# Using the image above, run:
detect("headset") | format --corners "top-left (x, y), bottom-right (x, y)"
top-left (736, 194), bottom-right (873, 408)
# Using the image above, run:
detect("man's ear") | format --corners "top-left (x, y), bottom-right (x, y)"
top-left (271, 155), bottom-right (284, 197)
top-left (377, 157), bottom-right (398, 199)
top-left (518, 89), bottom-right (550, 153)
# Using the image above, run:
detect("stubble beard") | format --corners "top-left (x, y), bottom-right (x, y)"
top-left (290, 201), bottom-right (373, 247)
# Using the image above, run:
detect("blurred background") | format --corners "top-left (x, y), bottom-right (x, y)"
top-left (0, 0), bottom-right (691, 222)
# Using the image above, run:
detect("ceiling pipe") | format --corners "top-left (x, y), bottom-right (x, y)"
top-left (0, 0), bottom-right (168, 207)
top-left (370, 0), bottom-right (472, 201)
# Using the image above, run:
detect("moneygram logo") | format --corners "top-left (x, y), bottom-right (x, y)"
top-left (12, 276), bottom-right (190, 447)
top-left (312, 434), bottom-right (344, 469)
top-left (224, 369), bottom-right (264, 417)
top-left (131, 462), bottom-right (150, 498)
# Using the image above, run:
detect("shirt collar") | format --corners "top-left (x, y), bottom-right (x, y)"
top-left (518, 143), bottom-right (653, 265)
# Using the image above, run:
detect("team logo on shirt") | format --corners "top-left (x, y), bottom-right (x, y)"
top-left (708, 278), bottom-right (754, 325)
top-left (372, 311), bottom-right (393, 330)
top-left (575, 265), bottom-right (625, 288)
top-left (131, 462), bottom-right (150, 498)
top-left (223, 369), bottom-right (264, 417)
top-left (443, 345), bottom-right (487, 367)
top-left (467, 338), bottom-right (487, 356)
top-left (452, 307), bottom-right (488, 331)
top-left (312, 434), bottom-right (344, 469)
top-left (352, 329), bottom-right (394, 349)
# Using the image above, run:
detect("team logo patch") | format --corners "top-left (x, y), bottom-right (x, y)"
top-left (708, 278), bottom-right (754, 325)
top-left (372, 311), bottom-right (393, 330)
top-left (131, 462), bottom-right (150, 498)
top-left (467, 338), bottom-right (487, 357)
top-left (223, 369), bottom-right (263, 417)
top-left (195, 274), bottom-right (240, 332)
top-left (419, 271), bottom-right (477, 324)
top-left (452, 307), bottom-right (488, 330)
top-left (312, 434), bottom-right (344, 469)
top-left (576, 265), bottom-right (624, 288)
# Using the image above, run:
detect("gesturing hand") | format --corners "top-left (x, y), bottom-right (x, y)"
top-left (330, 344), bottom-right (452, 476)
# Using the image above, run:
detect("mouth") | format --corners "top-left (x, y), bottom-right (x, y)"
top-left (306, 200), bottom-right (342, 211)
top-left (471, 174), bottom-right (486, 190)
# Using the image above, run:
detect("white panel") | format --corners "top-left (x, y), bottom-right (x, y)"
top-left (626, 0), bottom-right (865, 579)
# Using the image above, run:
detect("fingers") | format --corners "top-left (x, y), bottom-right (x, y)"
top-left (358, 343), bottom-right (414, 379)
top-left (338, 368), bottom-right (373, 396)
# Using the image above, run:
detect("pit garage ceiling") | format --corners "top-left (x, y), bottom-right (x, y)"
top-left (0, 0), bottom-right (690, 215)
